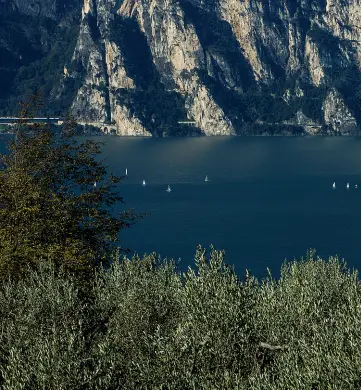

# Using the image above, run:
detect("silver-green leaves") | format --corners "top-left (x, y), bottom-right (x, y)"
top-left (0, 248), bottom-right (360, 389)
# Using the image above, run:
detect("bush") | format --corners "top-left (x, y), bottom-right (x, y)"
top-left (0, 247), bottom-right (359, 389)
top-left (0, 261), bottom-right (90, 389)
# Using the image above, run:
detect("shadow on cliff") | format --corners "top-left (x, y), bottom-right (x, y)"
top-left (180, 0), bottom-right (255, 92)
top-left (178, 0), bottom-right (297, 134)
top-left (0, 3), bottom-right (82, 116)
top-left (109, 15), bottom-right (202, 137)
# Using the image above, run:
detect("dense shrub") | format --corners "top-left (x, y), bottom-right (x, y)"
top-left (0, 247), bottom-right (359, 389)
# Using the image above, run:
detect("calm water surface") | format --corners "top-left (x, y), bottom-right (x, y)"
top-left (97, 136), bottom-right (360, 278)
top-left (1, 135), bottom-right (360, 278)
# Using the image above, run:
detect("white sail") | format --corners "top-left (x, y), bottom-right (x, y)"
top-left (346, 183), bottom-right (350, 189)
top-left (332, 182), bottom-right (336, 189)
top-left (125, 168), bottom-right (128, 176)
top-left (142, 180), bottom-right (146, 186)
top-left (93, 181), bottom-right (97, 187)
top-left (355, 184), bottom-right (358, 188)
top-left (167, 185), bottom-right (171, 192)
top-left (205, 175), bottom-right (209, 182)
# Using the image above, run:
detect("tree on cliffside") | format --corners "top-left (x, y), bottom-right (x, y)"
top-left (0, 94), bottom-right (141, 281)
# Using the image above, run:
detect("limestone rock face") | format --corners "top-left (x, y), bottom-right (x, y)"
top-left (133, 0), bottom-right (234, 135)
top-left (72, 86), bottom-right (108, 123)
top-left (305, 36), bottom-right (326, 87)
top-left (323, 88), bottom-right (358, 134)
top-left (1, 0), bottom-right (360, 136)
top-left (112, 104), bottom-right (152, 136)
top-left (105, 41), bottom-right (135, 90)
top-left (184, 76), bottom-right (235, 135)
top-left (295, 110), bottom-right (322, 135)
top-left (217, 0), bottom-right (360, 82)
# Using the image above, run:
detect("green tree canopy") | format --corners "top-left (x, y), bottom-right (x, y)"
top-left (0, 94), bottom-right (140, 281)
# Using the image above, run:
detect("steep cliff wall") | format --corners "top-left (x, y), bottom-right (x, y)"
top-left (0, 0), bottom-right (360, 135)
top-left (0, 0), bottom-right (81, 114)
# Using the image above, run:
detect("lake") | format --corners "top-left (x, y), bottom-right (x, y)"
top-left (95, 136), bottom-right (360, 279)
top-left (1, 135), bottom-right (360, 278)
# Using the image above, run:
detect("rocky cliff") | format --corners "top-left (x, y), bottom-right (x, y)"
top-left (0, 0), bottom-right (360, 136)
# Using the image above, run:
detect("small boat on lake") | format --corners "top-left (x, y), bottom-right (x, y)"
top-left (332, 182), bottom-right (336, 189)
top-left (93, 181), bottom-right (97, 187)
top-left (346, 183), bottom-right (350, 189)
top-left (166, 185), bottom-right (171, 193)
top-left (355, 184), bottom-right (358, 188)
top-left (205, 175), bottom-right (209, 182)
top-left (125, 168), bottom-right (128, 176)
top-left (142, 180), bottom-right (146, 186)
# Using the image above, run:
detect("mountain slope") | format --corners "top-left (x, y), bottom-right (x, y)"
top-left (0, 0), bottom-right (360, 136)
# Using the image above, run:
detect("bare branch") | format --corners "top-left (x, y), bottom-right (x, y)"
top-left (259, 342), bottom-right (289, 351)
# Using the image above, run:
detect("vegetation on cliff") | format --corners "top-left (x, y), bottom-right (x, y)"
top-left (0, 1), bottom-right (82, 117)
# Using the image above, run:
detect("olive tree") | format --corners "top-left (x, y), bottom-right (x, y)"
top-left (0, 248), bottom-right (359, 389)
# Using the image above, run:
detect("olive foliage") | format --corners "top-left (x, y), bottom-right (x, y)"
top-left (0, 247), bottom-right (359, 389)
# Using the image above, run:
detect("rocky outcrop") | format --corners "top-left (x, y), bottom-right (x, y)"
top-left (305, 36), bottom-right (326, 87)
top-left (323, 88), bottom-right (358, 134)
top-left (184, 76), bottom-right (235, 135)
top-left (135, 0), bottom-right (235, 134)
top-left (295, 110), bottom-right (322, 135)
top-left (218, 0), bottom-right (360, 83)
top-left (112, 103), bottom-right (151, 136)
top-left (1, 0), bottom-right (360, 135)
top-left (105, 41), bottom-right (135, 90)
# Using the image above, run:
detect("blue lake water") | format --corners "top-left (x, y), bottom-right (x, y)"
top-left (96, 136), bottom-right (361, 278)
top-left (1, 135), bottom-right (360, 278)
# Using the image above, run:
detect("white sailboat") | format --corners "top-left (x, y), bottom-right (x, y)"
top-left (93, 181), bottom-right (97, 187)
top-left (355, 184), bottom-right (358, 188)
top-left (166, 185), bottom-right (171, 193)
top-left (346, 182), bottom-right (350, 189)
top-left (142, 180), bottom-right (146, 186)
top-left (332, 182), bottom-right (336, 189)
top-left (205, 175), bottom-right (209, 182)
top-left (125, 168), bottom-right (128, 176)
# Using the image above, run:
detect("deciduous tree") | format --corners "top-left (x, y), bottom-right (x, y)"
top-left (0, 93), bottom-right (140, 281)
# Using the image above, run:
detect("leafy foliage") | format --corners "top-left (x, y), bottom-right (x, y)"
top-left (0, 95), bottom-right (140, 281)
top-left (0, 247), bottom-right (359, 389)
top-left (0, 5), bottom-right (82, 116)
top-left (241, 123), bottom-right (304, 136)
